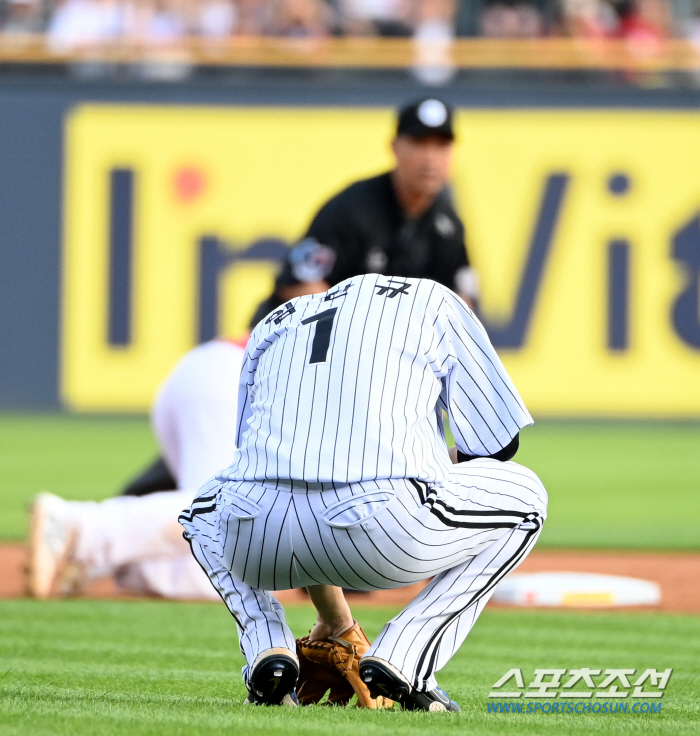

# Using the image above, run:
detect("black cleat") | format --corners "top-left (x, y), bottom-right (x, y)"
top-left (244, 649), bottom-right (299, 706)
top-left (359, 657), bottom-right (460, 712)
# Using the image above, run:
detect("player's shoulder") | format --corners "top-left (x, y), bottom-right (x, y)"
top-left (247, 290), bottom-right (323, 345)
top-left (346, 273), bottom-right (451, 309)
top-left (433, 185), bottom-right (461, 216)
top-left (249, 275), bottom-right (452, 332)
top-left (435, 286), bottom-right (489, 340)
top-left (321, 172), bottom-right (391, 212)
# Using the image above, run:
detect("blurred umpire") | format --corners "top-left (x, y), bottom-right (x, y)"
top-left (250, 97), bottom-right (478, 326)
top-left (124, 98), bottom-right (475, 499)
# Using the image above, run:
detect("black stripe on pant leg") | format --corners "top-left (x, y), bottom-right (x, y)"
top-left (391, 552), bottom-right (478, 671)
top-left (413, 515), bottom-right (542, 688)
top-left (179, 492), bottom-right (220, 520)
top-left (384, 502), bottom-right (530, 672)
top-left (413, 540), bottom-right (523, 688)
top-left (430, 499), bottom-right (529, 519)
top-left (414, 517), bottom-right (542, 686)
top-left (424, 601), bottom-right (478, 685)
top-left (428, 506), bottom-right (521, 529)
top-left (178, 503), bottom-right (217, 523)
top-left (423, 492), bottom-right (530, 525)
top-left (421, 517), bottom-right (542, 682)
top-left (190, 497), bottom-right (291, 657)
top-left (409, 480), bottom-right (530, 524)
top-left (385, 554), bottom-right (479, 669)
top-left (409, 478), bottom-right (426, 503)
top-left (191, 492), bottom-right (218, 505)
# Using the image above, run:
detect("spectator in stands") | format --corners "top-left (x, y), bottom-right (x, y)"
top-left (47, 0), bottom-right (123, 51)
top-left (558, 0), bottom-right (619, 38)
top-left (339, 0), bottom-right (414, 36)
top-left (612, 0), bottom-right (671, 40)
top-left (198, 0), bottom-right (238, 38)
top-left (480, 0), bottom-right (545, 37)
top-left (144, 0), bottom-right (187, 43)
top-left (5, 0), bottom-right (680, 43)
top-left (684, 1), bottom-right (700, 47)
top-left (414, 0), bottom-right (456, 38)
top-left (412, 0), bottom-right (457, 84)
top-left (2, 0), bottom-right (44, 33)
top-left (269, 0), bottom-right (331, 37)
top-left (236, 0), bottom-right (274, 34)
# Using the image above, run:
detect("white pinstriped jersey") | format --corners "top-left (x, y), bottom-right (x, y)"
top-left (219, 274), bottom-right (532, 486)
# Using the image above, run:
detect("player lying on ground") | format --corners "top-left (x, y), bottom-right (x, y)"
top-left (28, 340), bottom-right (245, 599)
top-left (28, 254), bottom-right (331, 600)
top-left (180, 273), bottom-right (548, 711)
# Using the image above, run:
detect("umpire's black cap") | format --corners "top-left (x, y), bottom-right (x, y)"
top-left (396, 98), bottom-right (455, 140)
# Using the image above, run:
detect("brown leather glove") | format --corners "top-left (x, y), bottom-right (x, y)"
top-left (296, 621), bottom-right (393, 708)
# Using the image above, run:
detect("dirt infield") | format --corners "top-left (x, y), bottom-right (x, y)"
top-left (2, 543), bottom-right (698, 612)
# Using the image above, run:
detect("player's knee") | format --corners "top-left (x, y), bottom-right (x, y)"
top-left (504, 460), bottom-right (548, 520)
top-left (534, 488), bottom-right (548, 522)
top-left (528, 476), bottom-right (548, 521)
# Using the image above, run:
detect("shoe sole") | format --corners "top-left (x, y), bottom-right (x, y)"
top-left (248, 653), bottom-right (299, 706)
top-left (27, 493), bottom-right (77, 600)
top-left (360, 658), bottom-right (456, 712)
top-left (27, 494), bottom-right (57, 599)
top-left (359, 658), bottom-right (416, 710)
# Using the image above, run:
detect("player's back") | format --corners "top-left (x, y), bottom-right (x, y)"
top-left (221, 273), bottom-right (529, 486)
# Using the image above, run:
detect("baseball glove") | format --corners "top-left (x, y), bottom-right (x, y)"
top-left (296, 621), bottom-right (393, 708)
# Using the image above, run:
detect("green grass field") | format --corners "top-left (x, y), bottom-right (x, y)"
top-left (1, 599), bottom-right (699, 736)
top-left (1, 413), bottom-right (699, 735)
top-left (1, 413), bottom-right (699, 548)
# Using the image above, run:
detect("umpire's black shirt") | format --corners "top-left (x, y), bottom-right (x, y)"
top-left (306, 172), bottom-right (469, 291)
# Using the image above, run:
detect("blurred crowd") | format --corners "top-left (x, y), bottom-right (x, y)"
top-left (0, 0), bottom-right (698, 46)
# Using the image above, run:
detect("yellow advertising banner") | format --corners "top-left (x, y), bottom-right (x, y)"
top-left (62, 106), bottom-right (700, 415)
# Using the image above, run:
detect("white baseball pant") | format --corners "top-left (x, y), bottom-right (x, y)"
top-left (180, 458), bottom-right (547, 690)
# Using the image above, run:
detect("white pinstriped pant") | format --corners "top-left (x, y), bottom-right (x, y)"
top-left (180, 459), bottom-right (547, 692)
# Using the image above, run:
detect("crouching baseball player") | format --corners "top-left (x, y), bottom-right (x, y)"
top-left (179, 273), bottom-right (548, 712)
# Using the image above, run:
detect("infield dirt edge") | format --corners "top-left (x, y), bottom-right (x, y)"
top-left (2, 544), bottom-right (699, 613)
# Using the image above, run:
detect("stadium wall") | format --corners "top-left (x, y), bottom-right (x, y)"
top-left (1, 70), bottom-right (700, 415)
